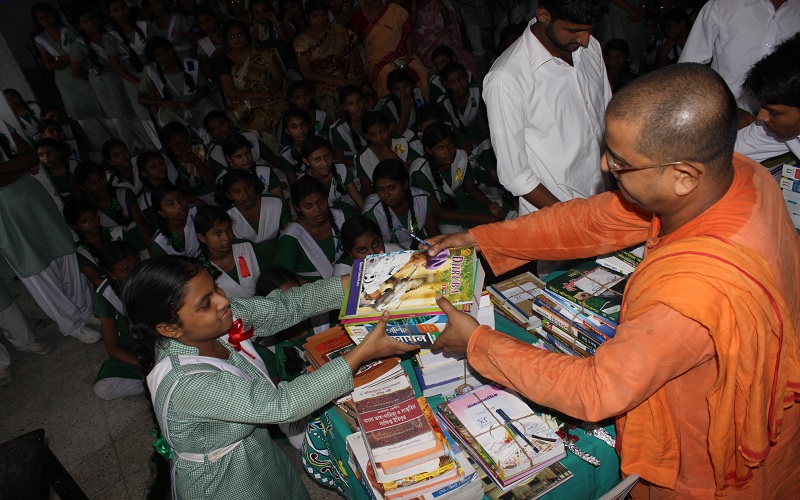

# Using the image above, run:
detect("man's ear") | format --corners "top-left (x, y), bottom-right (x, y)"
top-left (535, 6), bottom-right (551, 24)
top-left (156, 322), bottom-right (182, 340)
top-left (672, 163), bottom-right (701, 197)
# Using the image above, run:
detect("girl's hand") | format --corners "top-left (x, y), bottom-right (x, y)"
top-left (400, 94), bottom-right (413, 112)
top-left (343, 312), bottom-right (419, 372)
top-left (488, 202), bottom-right (503, 219)
top-left (163, 99), bottom-right (181, 109)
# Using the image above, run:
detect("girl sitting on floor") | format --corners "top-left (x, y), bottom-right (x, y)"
top-left (74, 162), bottom-right (152, 254)
top-left (355, 111), bottom-right (423, 195)
top-left (64, 198), bottom-right (135, 288)
top-left (34, 137), bottom-right (80, 202)
top-left (279, 80), bottom-right (329, 144)
top-left (409, 122), bottom-right (504, 232)
top-left (300, 135), bottom-right (363, 214)
top-left (362, 159), bottom-right (440, 249)
top-left (102, 139), bottom-right (144, 195)
top-left (220, 133), bottom-right (286, 203)
top-left (278, 108), bottom-right (311, 185)
top-left (328, 85), bottom-right (367, 169)
top-left (124, 256), bottom-right (416, 499)
top-left (195, 206), bottom-right (268, 299)
top-left (275, 176), bottom-right (348, 281)
top-left (341, 215), bottom-right (404, 262)
top-left (375, 69), bottom-right (425, 135)
top-left (203, 110), bottom-right (281, 176)
top-left (215, 170), bottom-right (289, 265)
top-left (150, 182), bottom-right (200, 257)
top-left (159, 122), bottom-right (217, 204)
top-left (93, 241), bottom-right (144, 400)
top-left (436, 61), bottom-right (490, 148)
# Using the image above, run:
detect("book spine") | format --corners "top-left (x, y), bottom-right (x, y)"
top-left (532, 297), bottom-right (605, 347)
top-left (782, 161), bottom-right (800, 180)
top-left (780, 176), bottom-right (800, 193)
top-left (615, 250), bottom-right (643, 267)
top-left (543, 285), bottom-right (618, 326)
top-left (541, 323), bottom-right (594, 357)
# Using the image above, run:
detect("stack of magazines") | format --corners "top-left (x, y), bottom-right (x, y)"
top-left (436, 385), bottom-right (567, 493)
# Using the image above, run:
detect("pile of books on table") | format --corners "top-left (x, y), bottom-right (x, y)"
top-left (487, 247), bottom-right (644, 358)
top-left (776, 160), bottom-right (800, 232)
top-left (347, 364), bottom-right (485, 500)
top-left (436, 384), bottom-right (569, 495)
top-left (411, 349), bottom-right (487, 398)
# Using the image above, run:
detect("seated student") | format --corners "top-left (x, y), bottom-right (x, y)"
top-left (416, 103), bottom-right (471, 154)
top-left (216, 170), bottom-right (289, 265)
top-left (38, 118), bottom-right (84, 162)
top-left (362, 159), bottom-right (440, 250)
top-left (203, 110), bottom-right (281, 176)
top-left (64, 199), bottom-right (134, 289)
top-left (436, 61), bottom-right (490, 147)
top-left (300, 136), bottom-right (363, 214)
top-left (150, 182), bottom-right (201, 257)
top-left (3, 89), bottom-right (41, 141)
top-left (142, 0), bottom-right (197, 60)
top-left (375, 69), bottom-right (426, 135)
top-left (275, 176), bottom-right (349, 281)
top-left (341, 216), bottom-right (405, 263)
top-left (220, 133), bottom-right (286, 203)
top-left (278, 108), bottom-right (312, 185)
top-left (250, 0), bottom-right (291, 44)
top-left (159, 122), bottom-right (217, 204)
top-left (102, 139), bottom-right (144, 195)
top-left (195, 206), bottom-right (268, 298)
top-left (136, 150), bottom-right (186, 233)
top-left (428, 45), bottom-right (480, 103)
top-left (735, 33), bottom-right (800, 162)
top-left (73, 162), bottom-right (152, 254)
top-left (409, 122), bottom-right (504, 232)
top-left (92, 241), bottom-right (144, 400)
top-left (279, 80), bottom-right (329, 145)
top-left (34, 138), bottom-right (81, 202)
top-left (124, 256), bottom-right (416, 499)
top-left (194, 6), bottom-right (226, 74)
top-left (139, 37), bottom-right (220, 132)
top-left (604, 39), bottom-right (637, 94)
top-left (329, 85), bottom-right (367, 169)
top-left (355, 111), bottom-right (423, 195)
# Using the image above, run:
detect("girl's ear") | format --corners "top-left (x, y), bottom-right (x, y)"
top-left (156, 322), bottom-right (182, 339)
top-left (224, 155), bottom-right (232, 164)
top-left (196, 232), bottom-right (207, 244)
top-left (157, 208), bottom-right (166, 218)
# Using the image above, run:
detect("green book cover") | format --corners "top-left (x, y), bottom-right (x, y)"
top-left (545, 261), bottom-right (627, 324)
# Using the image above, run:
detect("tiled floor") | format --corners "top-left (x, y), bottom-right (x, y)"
top-left (0, 284), bottom-right (340, 499)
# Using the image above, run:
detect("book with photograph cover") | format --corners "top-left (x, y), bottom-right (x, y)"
top-left (544, 262), bottom-right (627, 325)
top-left (341, 248), bottom-right (480, 321)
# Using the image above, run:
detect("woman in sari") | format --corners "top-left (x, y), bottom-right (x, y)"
top-left (350, 0), bottom-right (429, 100)
top-left (294, 0), bottom-right (367, 120)
top-left (213, 20), bottom-right (289, 143)
top-left (412, 0), bottom-right (476, 75)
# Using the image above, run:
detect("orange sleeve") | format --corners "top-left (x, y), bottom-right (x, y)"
top-left (470, 191), bottom-right (653, 275)
top-left (466, 304), bottom-right (716, 422)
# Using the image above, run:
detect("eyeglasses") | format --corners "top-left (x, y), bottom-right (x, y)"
top-left (605, 150), bottom-right (697, 173)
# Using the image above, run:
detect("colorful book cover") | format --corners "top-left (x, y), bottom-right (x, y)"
top-left (341, 248), bottom-right (478, 320)
top-left (486, 272), bottom-right (547, 328)
top-left (441, 385), bottom-right (563, 483)
top-left (345, 314), bottom-right (449, 348)
top-left (545, 262), bottom-right (627, 325)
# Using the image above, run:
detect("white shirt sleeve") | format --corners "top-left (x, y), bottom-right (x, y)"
top-left (735, 122), bottom-right (791, 162)
top-left (678, 0), bottom-right (718, 65)
top-left (483, 75), bottom-right (542, 197)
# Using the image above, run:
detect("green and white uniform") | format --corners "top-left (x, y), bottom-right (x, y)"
top-left (209, 240), bottom-right (265, 298)
top-left (375, 88), bottom-right (425, 130)
top-left (328, 118), bottom-right (365, 163)
top-left (146, 279), bottom-right (353, 499)
top-left (140, 59), bottom-right (220, 130)
top-left (206, 131), bottom-right (275, 176)
top-left (362, 187), bottom-right (432, 249)
top-left (151, 205), bottom-right (200, 257)
top-left (103, 22), bottom-right (152, 121)
top-left (227, 194), bottom-right (289, 265)
top-left (436, 86), bottom-right (486, 144)
top-left (70, 37), bottom-right (132, 119)
top-left (274, 209), bottom-right (348, 281)
top-left (354, 130), bottom-right (423, 183)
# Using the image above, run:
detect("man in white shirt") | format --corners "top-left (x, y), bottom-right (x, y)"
top-left (483, 0), bottom-right (611, 216)
top-left (678, 0), bottom-right (800, 120)
top-left (735, 33), bottom-right (800, 162)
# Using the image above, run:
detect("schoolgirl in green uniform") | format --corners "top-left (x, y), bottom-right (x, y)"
top-left (278, 80), bottom-right (329, 145)
top-left (159, 122), bottom-right (217, 204)
top-left (93, 242), bottom-right (144, 401)
top-left (203, 111), bottom-right (280, 176)
top-left (102, 139), bottom-right (144, 195)
top-left (436, 61), bottom-right (490, 147)
top-left (150, 182), bottom-right (201, 258)
top-left (278, 108), bottom-right (311, 186)
top-left (220, 133), bottom-right (285, 202)
top-left (300, 136), bottom-right (363, 215)
top-left (216, 170), bottom-right (289, 265)
top-left (124, 256), bottom-right (416, 499)
top-left (362, 159), bottom-right (440, 250)
top-left (34, 138), bottom-right (80, 202)
top-left (143, 0), bottom-right (197, 59)
top-left (375, 69), bottom-right (426, 135)
top-left (328, 85), bottom-right (367, 169)
top-left (275, 176), bottom-right (349, 281)
top-left (355, 111), bottom-right (423, 195)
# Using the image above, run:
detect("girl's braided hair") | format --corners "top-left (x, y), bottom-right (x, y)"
top-left (421, 122), bottom-right (458, 210)
top-left (301, 136), bottom-right (346, 195)
top-left (372, 159), bottom-right (420, 244)
top-left (144, 36), bottom-right (196, 100)
top-left (72, 8), bottom-right (106, 75)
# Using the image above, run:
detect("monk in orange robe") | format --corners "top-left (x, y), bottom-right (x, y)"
top-left (428, 64), bottom-right (800, 499)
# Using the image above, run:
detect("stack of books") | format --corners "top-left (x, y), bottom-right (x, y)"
top-left (436, 385), bottom-right (567, 493)
top-left (411, 349), bottom-right (487, 398)
top-left (347, 366), bottom-right (484, 499)
top-left (340, 248), bottom-right (485, 348)
top-left (777, 160), bottom-right (800, 232)
top-left (488, 248), bottom-right (644, 358)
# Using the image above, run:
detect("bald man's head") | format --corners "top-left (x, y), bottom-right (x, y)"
top-left (606, 63), bottom-right (738, 176)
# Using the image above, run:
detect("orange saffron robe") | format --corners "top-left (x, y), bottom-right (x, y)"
top-left (466, 154), bottom-right (800, 499)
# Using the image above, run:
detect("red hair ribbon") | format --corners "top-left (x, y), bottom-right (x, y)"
top-left (227, 319), bottom-right (255, 359)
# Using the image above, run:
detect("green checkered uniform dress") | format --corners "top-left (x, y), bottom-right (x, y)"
top-left (150, 278), bottom-right (353, 499)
